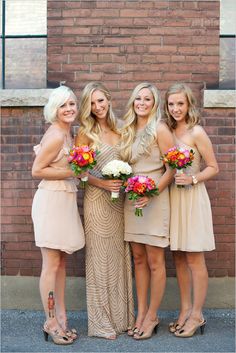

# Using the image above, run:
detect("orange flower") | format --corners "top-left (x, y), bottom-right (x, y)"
top-left (82, 152), bottom-right (90, 160)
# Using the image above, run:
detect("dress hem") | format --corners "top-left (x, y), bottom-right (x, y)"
top-left (35, 242), bottom-right (85, 254)
top-left (170, 247), bottom-right (216, 252)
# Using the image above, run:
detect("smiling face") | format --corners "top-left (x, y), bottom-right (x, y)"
top-left (91, 89), bottom-right (109, 121)
top-left (134, 87), bottom-right (154, 121)
top-left (167, 92), bottom-right (189, 123)
top-left (57, 96), bottom-right (78, 124)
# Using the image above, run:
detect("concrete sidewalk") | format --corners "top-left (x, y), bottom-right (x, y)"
top-left (1, 309), bottom-right (235, 353)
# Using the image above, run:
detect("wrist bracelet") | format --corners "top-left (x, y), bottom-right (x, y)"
top-left (192, 175), bottom-right (198, 185)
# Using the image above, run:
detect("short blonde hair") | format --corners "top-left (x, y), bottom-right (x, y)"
top-left (164, 83), bottom-right (200, 130)
top-left (44, 86), bottom-right (77, 123)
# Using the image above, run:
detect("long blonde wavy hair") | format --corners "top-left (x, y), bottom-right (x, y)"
top-left (78, 82), bottom-right (118, 148)
top-left (164, 83), bottom-right (201, 130)
top-left (119, 82), bottom-right (162, 163)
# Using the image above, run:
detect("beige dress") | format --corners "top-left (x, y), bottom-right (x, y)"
top-left (31, 137), bottom-right (85, 254)
top-left (124, 131), bottom-right (170, 247)
top-left (84, 143), bottom-right (135, 338)
top-left (170, 136), bottom-right (215, 252)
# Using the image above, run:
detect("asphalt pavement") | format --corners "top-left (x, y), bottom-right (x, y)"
top-left (1, 309), bottom-right (235, 353)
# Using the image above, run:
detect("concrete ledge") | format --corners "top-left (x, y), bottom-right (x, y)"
top-left (1, 276), bottom-right (235, 310)
top-left (204, 89), bottom-right (235, 108)
top-left (0, 89), bottom-right (53, 106)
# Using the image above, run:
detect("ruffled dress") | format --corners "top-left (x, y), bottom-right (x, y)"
top-left (31, 138), bottom-right (85, 254)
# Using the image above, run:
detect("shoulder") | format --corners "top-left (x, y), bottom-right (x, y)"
top-left (191, 125), bottom-right (208, 139)
top-left (75, 132), bottom-right (91, 146)
top-left (41, 129), bottom-right (65, 150)
top-left (43, 128), bottom-right (65, 144)
top-left (156, 121), bottom-right (172, 136)
top-left (191, 124), bottom-right (212, 147)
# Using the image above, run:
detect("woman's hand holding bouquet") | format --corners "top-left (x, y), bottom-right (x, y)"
top-left (68, 145), bottom-right (98, 187)
top-left (101, 160), bottom-right (132, 201)
top-left (123, 175), bottom-right (159, 216)
top-left (161, 146), bottom-right (194, 188)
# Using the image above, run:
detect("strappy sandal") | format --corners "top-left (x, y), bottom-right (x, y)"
top-left (59, 320), bottom-right (78, 340)
top-left (169, 321), bottom-right (184, 333)
top-left (65, 327), bottom-right (78, 340)
top-left (43, 322), bottom-right (73, 345)
top-left (127, 327), bottom-right (139, 336)
top-left (133, 320), bottom-right (159, 340)
top-left (174, 318), bottom-right (206, 338)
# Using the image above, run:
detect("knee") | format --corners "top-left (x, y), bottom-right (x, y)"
top-left (132, 252), bottom-right (147, 267)
top-left (148, 255), bottom-right (165, 273)
top-left (42, 256), bottom-right (61, 274)
top-left (186, 254), bottom-right (206, 272)
top-left (173, 252), bottom-right (186, 267)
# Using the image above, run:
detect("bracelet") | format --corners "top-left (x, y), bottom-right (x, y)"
top-left (192, 175), bottom-right (198, 185)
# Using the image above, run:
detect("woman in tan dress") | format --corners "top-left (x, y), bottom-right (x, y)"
top-left (164, 83), bottom-right (219, 337)
top-left (120, 82), bottom-right (174, 340)
top-left (31, 86), bottom-right (85, 345)
top-left (75, 82), bottom-right (134, 339)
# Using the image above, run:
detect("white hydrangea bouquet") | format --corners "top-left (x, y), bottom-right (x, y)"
top-left (101, 160), bottom-right (133, 201)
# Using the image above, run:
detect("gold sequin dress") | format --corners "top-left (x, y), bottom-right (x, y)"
top-left (84, 143), bottom-right (135, 338)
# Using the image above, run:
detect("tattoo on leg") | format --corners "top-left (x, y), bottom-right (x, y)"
top-left (48, 291), bottom-right (55, 318)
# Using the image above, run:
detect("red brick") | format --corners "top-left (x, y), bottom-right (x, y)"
top-left (120, 9), bottom-right (149, 17)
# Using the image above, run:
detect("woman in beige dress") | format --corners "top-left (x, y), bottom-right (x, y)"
top-left (120, 82), bottom-right (174, 340)
top-left (32, 86), bottom-right (85, 345)
top-left (164, 83), bottom-right (219, 337)
top-left (75, 82), bottom-right (134, 339)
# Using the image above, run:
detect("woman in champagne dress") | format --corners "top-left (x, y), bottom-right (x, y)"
top-left (31, 86), bottom-right (85, 345)
top-left (164, 83), bottom-right (219, 338)
top-left (120, 82), bottom-right (174, 340)
top-left (76, 82), bottom-right (134, 339)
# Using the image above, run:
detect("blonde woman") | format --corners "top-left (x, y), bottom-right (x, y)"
top-left (75, 82), bottom-right (134, 339)
top-left (120, 82), bottom-right (174, 340)
top-left (31, 86), bottom-right (85, 345)
top-left (164, 83), bottom-right (219, 337)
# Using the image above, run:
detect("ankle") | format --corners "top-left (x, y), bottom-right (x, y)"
top-left (188, 313), bottom-right (204, 323)
top-left (136, 310), bottom-right (148, 324)
top-left (179, 307), bottom-right (192, 318)
top-left (144, 311), bottom-right (158, 322)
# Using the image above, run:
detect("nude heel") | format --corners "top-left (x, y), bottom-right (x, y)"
top-left (133, 320), bottom-right (160, 340)
top-left (43, 330), bottom-right (49, 341)
top-left (200, 321), bottom-right (206, 335)
top-left (43, 322), bottom-right (73, 345)
top-left (175, 319), bottom-right (206, 338)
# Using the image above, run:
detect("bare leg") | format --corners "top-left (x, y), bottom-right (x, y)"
top-left (173, 251), bottom-right (192, 326)
top-left (39, 248), bottom-right (65, 334)
top-left (55, 253), bottom-right (67, 327)
top-left (139, 246), bottom-right (166, 332)
top-left (131, 242), bottom-right (150, 330)
top-left (180, 252), bottom-right (208, 332)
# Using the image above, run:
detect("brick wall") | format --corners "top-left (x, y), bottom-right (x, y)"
top-left (1, 107), bottom-right (85, 276)
top-left (1, 105), bottom-right (235, 277)
top-left (1, 0), bottom-right (235, 277)
top-left (47, 0), bottom-right (220, 106)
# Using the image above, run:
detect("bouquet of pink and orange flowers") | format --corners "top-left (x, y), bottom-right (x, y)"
top-left (123, 175), bottom-right (159, 216)
top-left (161, 146), bottom-right (194, 187)
top-left (68, 145), bottom-right (98, 187)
